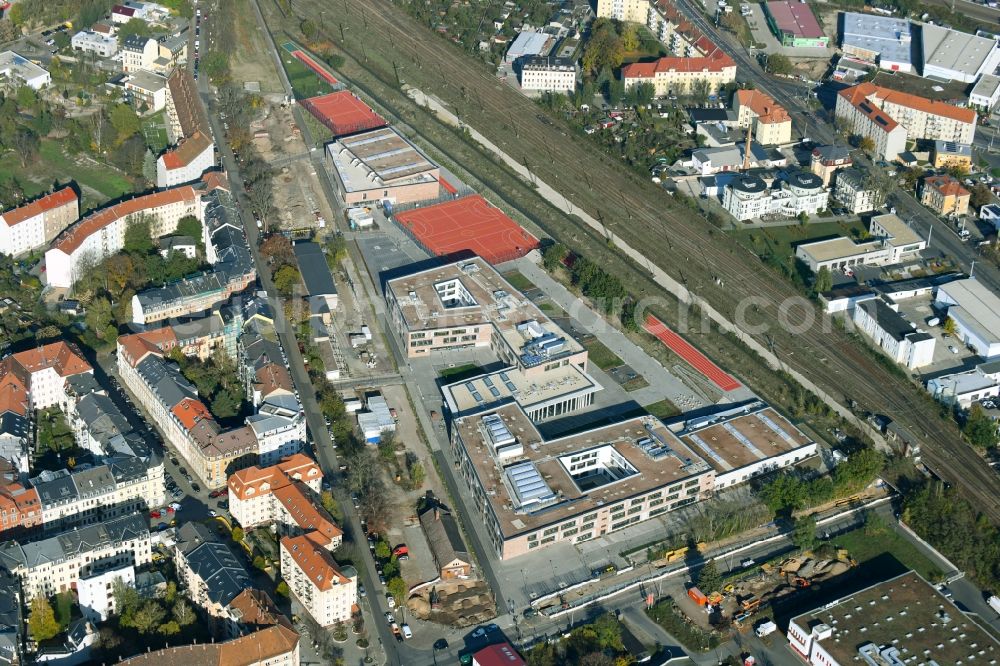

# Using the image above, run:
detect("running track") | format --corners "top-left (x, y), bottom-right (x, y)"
top-left (439, 176), bottom-right (457, 195)
top-left (292, 50), bottom-right (339, 85)
top-left (643, 315), bottom-right (741, 392)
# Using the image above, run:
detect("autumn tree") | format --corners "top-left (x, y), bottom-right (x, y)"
top-left (963, 405), bottom-right (999, 450)
top-left (858, 136), bottom-right (876, 156)
top-left (109, 104), bottom-right (141, 145)
top-left (273, 264), bottom-right (301, 297)
top-left (814, 266), bottom-right (832, 293)
top-left (582, 19), bottom-right (625, 74)
top-left (28, 596), bottom-right (60, 642)
top-left (260, 234), bottom-right (295, 268)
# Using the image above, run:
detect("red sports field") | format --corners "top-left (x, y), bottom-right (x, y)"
top-left (439, 176), bottom-right (457, 195)
top-left (301, 91), bottom-right (387, 137)
top-left (394, 195), bottom-right (540, 265)
top-left (643, 315), bottom-right (740, 392)
top-left (292, 50), bottom-right (339, 84)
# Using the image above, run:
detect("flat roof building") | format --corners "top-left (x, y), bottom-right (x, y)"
top-left (921, 23), bottom-right (1000, 83)
top-left (787, 571), bottom-right (1000, 665)
top-left (853, 298), bottom-right (935, 369)
top-left (763, 1), bottom-right (828, 47)
top-left (971, 73), bottom-right (1000, 111)
top-left (839, 12), bottom-right (912, 72)
top-left (0, 51), bottom-right (50, 89)
top-left (796, 213), bottom-right (925, 273)
top-left (935, 278), bottom-right (1000, 358)
top-left (504, 31), bottom-right (554, 64)
top-left (325, 127), bottom-right (440, 206)
top-left (451, 399), bottom-right (814, 559)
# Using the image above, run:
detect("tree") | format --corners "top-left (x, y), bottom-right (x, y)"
top-left (142, 149), bottom-right (157, 185)
top-left (408, 461), bottom-right (425, 488)
top-left (28, 596), bottom-right (60, 643)
top-left (301, 18), bottom-right (319, 40)
top-left (943, 317), bottom-right (957, 336)
top-left (105, 254), bottom-right (136, 297)
top-left (172, 598), bottom-right (195, 626)
top-left (592, 612), bottom-right (624, 651)
top-left (581, 19), bottom-right (625, 74)
top-left (858, 136), bottom-right (876, 156)
top-left (158, 620), bottom-right (181, 636)
top-left (276, 581), bottom-right (290, 597)
top-left (696, 559), bottom-right (721, 593)
top-left (12, 129), bottom-right (39, 167)
top-left (766, 53), bottom-right (793, 76)
top-left (621, 23), bottom-right (640, 52)
top-left (634, 81), bottom-right (655, 106)
top-left (175, 215), bottom-right (203, 246)
top-left (793, 514), bottom-right (819, 551)
top-left (377, 428), bottom-right (396, 462)
top-left (970, 183), bottom-right (993, 211)
top-left (130, 600), bottom-right (166, 634)
top-left (110, 104), bottom-right (141, 145)
top-left (814, 266), bottom-right (832, 293)
top-left (253, 555), bottom-right (267, 570)
top-left (273, 265), bottom-right (301, 296)
top-left (374, 541), bottom-right (391, 560)
top-left (963, 405), bottom-right (999, 450)
top-left (321, 491), bottom-right (344, 524)
top-left (123, 220), bottom-right (154, 255)
top-left (118, 18), bottom-right (152, 40)
top-left (260, 234), bottom-right (295, 268)
top-left (387, 576), bottom-right (407, 604)
top-left (231, 526), bottom-right (244, 543)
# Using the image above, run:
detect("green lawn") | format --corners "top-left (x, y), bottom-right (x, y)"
top-left (141, 110), bottom-right (170, 153)
top-left (832, 519), bottom-right (942, 581)
top-left (501, 271), bottom-right (535, 292)
top-left (583, 338), bottom-right (624, 371)
top-left (39, 140), bottom-right (133, 207)
top-left (0, 151), bottom-right (48, 200)
top-left (644, 399), bottom-right (681, 421)
top-left (733, 220), bottom-right (868, 265)
top-left (281, 52), bottom-right (333, 100)
top-left (438, 363), bottom-right (484, 383)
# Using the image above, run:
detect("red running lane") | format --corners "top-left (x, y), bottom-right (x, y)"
top-left (292, 50), bottom-right (339, 85)
top-left (643, 314), bottom-right (740, 392)
top-left (439, 176), bottom-right (457, 195)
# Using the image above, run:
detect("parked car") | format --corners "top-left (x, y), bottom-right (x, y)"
top-left (386, 595), bottom-right (395, 609)
top-left (384, 612), bottom-right (394, 624)
top-left (358, 583), bottom-right (366, 597)
top-left (401, 623), bottom-right (412, 639)
top-left (209, 489), bottom-right (226, 498)
top-left (191, 483), bottom-right (201, 493)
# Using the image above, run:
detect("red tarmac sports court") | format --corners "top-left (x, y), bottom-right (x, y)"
top-left (643, 315), bottom-right (741, 392)
top-left (393, 195), bottom-right (540, 265)
top-left (301, 91), bottom-right (387, 137)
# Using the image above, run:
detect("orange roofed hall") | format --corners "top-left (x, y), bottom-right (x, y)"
top-left (622, 40), bottom-right (736, 97)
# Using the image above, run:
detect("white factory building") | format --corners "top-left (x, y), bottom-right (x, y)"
top-left (934, 278), bottom-right (1000, 358)
top-left (852, 298), bottom-right (935, 369)
top-left (839, 12), bottom-right (912, 73)
top-left (927, 360), bottom-right (1000, 408)
top-left (921, 24), bottom-right (1000, 84)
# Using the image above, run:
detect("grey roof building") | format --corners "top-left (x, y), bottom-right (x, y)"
top-left (0, 570), bottom-right (21, 666)
top-left (135, 355), bottom-right (198, 411)
top-left (175, 522), bottom-right (252, 611)
top-left (293, 242), bottom-right (338, 300)
top-left (840, 12), bottom-right (913, 70)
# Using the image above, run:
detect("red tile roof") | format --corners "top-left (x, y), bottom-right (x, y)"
top-left (280, 532), bottom-right (350, 591)
top-left (473, 642), bottom-right (526, 666)
top-left (117, 328), bottom-right (178, 368)
top-left (273, 481), bottom-right (342, 545)
top-left (171, 397), bottom-right (213, 429)
top-left (160, 131), bottom-right (213, 170)
top-left (0, 373), bottom-right (28, 418)
top-left (621, 46), bottom-right (735, 79)
top-left (1, 187), bottom-right (77, 227)
top-left (52, 186), bottom-right (198, 254)
top-left (118, 625), bottom-right (300, 666)
top-left (925, 174), bottom-right (971, 198)
top-left (12, 341), bottom-right (92, 377)
top-left (228, 454), bottom-right (322, 501)
top-left (255, 362), bottom-right (294, 398)
top-left (840, 82), bottom-right (977, 125)
top-left (736, 89), bottom-right (790, 124)
top-left (113, 5), bottom-right (136, 16)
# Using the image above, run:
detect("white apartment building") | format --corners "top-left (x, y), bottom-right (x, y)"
top-left (836, 83), bottom-right (977, 161)
top-left (0, 513), bottom-right (151, 599)
top-left (0, 51), bottom-right (50, 89)
top-left (834, 168), bottom-right (880, 213)
top-left (1, 341), bottom-right (93, 412)
top-left (595, 0), bottom-right (649, 22)
top-left (77, 563), bottom-right (135, 622)
top-left (247, 395), bottom-right (307, 467)
top-left (33, 457), bottom-right (165, 533)
top-left (156, 131), bottom-right (215, 188)
top-left (0, 187), bottom-right (78, 257)
top-left (120, 35), bottom-right (159, 73)
top-left (279, 533), bottom-right (357, 626)
top-left (519, 56), bottom-right (576, 93)
top-left (71, 30), bottom-right (118, 58)
top-left (722, 172), bottom-right (828, 221)
top-left (44, 185), bottom-right (202, 289)
top-left (124, 70), bottom-right (169, 112)
top-left (227, 454), bottom-right (324, 531)
top-left (853, 298), bottom-right (935, 369)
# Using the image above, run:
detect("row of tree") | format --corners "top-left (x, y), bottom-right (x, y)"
top-left (543, 243), bottom-right (639, 331)
top-left (167, 346), bottom-right (247, 423)
top-left (757, 447), bottom-right (885, 517)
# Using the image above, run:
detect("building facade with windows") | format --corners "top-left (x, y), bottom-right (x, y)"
top-left (0, 187), bottom-right (78, 257)
top-left (279, 533), bottom-right (357, 627)
top-left (519, 56), bottom-right (576, 93)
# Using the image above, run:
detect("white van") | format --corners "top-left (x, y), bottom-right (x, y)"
top-left (401, 623), bottom-right (413, 639)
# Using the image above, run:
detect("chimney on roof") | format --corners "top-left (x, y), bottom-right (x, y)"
top-left (742, 124), bottom-right (753, 172)
top-left (434, 507), bottom-right (440, 521)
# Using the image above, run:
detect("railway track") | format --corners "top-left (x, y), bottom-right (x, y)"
top-left (269, 0), bottom-right (1000, 520)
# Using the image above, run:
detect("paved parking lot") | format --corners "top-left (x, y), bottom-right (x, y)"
top-left (893, 296), bottom-right (980, 375)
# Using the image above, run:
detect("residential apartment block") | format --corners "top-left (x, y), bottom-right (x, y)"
top-left (70, 30), bottom-right (118, 58)
top-left (173, 522), bottom-right (253, 629)
top-left (595, 0), bottom-right (649, 22)
top-left (734, 89), bottom-right (792, 145)
top-left (833, 168), bottom-right (879, 213)
top-left (132, 186), bottom-right (255, 324)
top-left (0, 187), bottom-right (78, 257)
top-left (622, 46), bottom-right (736, 97)
top-left (0, 477), bottom-right (40, 539)
top-left (279, 533), bottom-right (357, 626)
top-left (156, 130), bottom-right (215, 188)
top-left (120, 35), bottom-right (160, 73)
top-left (519, 56), bottom-right (576, 93)
top-left (227, 454), bottom-right (341, 548)
top-left (32, 456), bottom-right (164, 533)
top-left (931, 140), bottom-right (972, 170)
top-left (722, 171), bottom-right (829, 222)
top-left (921, 174), bottom-right (970, 216)
top-left (0, 512), bottom-right (151, 599)
top-left (119, 625), bottom-right (300, 666)
top-left (810, 145), bottom-right (852, 187)
top-left (835, 83), bottom-right (977, 161)
top-left (45, 184), bottom-right (203, 289)
top-left (123, 70), bottom-right (169, 112)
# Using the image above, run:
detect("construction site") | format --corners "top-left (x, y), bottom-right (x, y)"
top-left (677, 549), bottom-right (858, 633)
